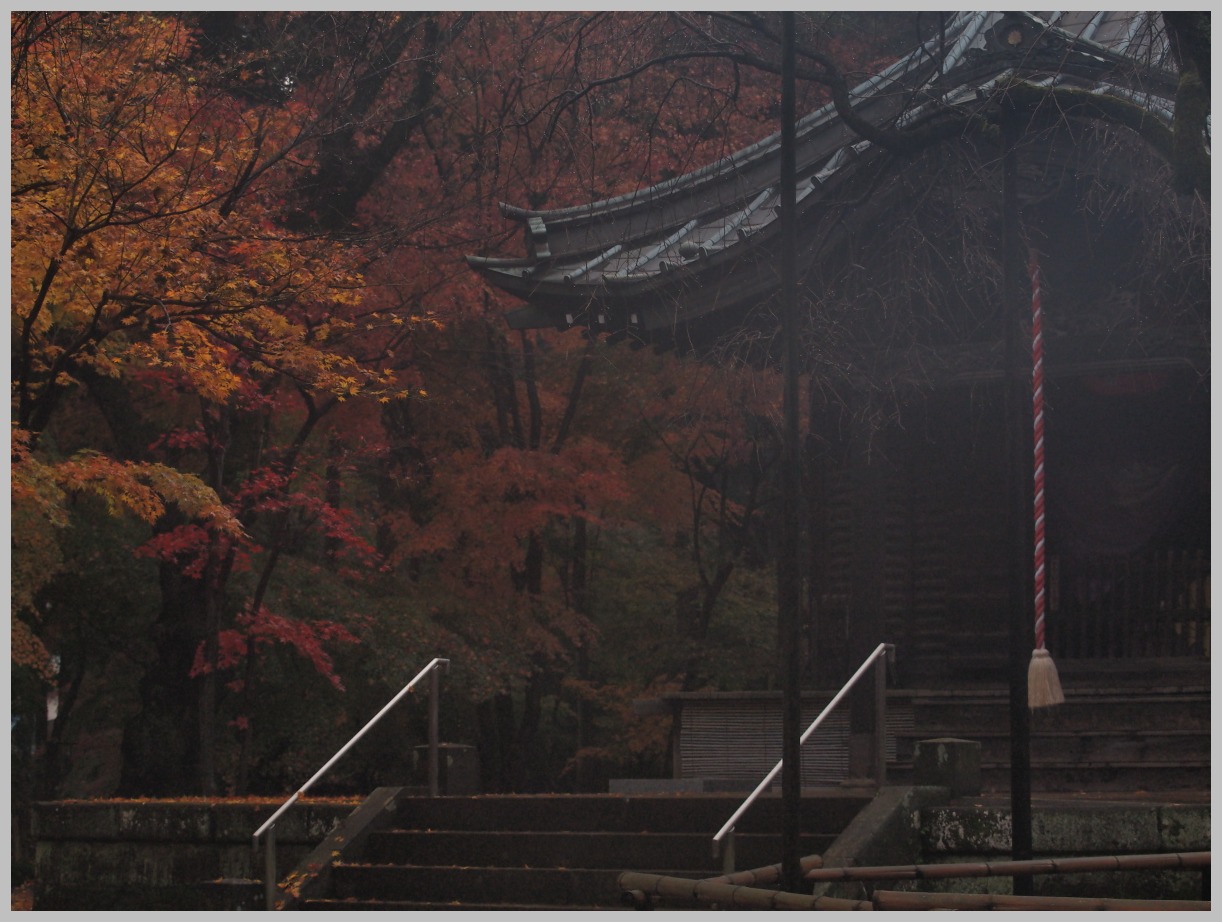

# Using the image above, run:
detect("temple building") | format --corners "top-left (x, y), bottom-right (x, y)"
top-left (467, 12), bottom-right (1209, 696)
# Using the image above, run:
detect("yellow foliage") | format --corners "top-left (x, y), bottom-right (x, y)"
top-left (12, 12), bottom-right (381, 431)
top-left (49, 450), bottom-right (243, 534)
top-left (10, 425), bottom-right (244, 676)
top-left (11, 619), bottom-right (56, 682)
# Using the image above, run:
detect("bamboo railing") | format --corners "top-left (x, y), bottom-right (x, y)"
top-left (620, 850), bottom-right (1210, 911)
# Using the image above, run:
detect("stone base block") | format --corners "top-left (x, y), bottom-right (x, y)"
top-left (913, 738), bottom-right (981, 797)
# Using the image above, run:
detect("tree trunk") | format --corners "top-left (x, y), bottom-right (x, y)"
top-left (118, 561), bottom-right (205, 795)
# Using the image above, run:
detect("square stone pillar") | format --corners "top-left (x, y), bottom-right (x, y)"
top-left (913, 737), bottom-right (981, 797)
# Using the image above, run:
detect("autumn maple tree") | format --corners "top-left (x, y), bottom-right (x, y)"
top-left (12, 11), bottom-right (910, 808)
top-left (12, 11), bottom-right (406, 795)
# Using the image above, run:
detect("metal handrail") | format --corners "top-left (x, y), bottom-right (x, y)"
top-left (252, 656), bottom-right (450, 910)
top-left (711, 642), bottom-right (894, 872)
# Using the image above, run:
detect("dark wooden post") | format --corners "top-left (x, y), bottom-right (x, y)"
top-left (873, 649), bottom-right (888, 786)
top-left (429, 665), bottom-right (441, 797)
top-left (1001, 96), bottom-right (1035, 894)
top-left (778, 11), bottom-right (804, 894)
top-left (848, 400), bottom-right (886, 783)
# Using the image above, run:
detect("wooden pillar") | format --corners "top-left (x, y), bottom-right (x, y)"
top-left (847, 397), bottom-right (887, 782)
top-left (777, 11), bottom-right (804, 894)
top-left (805, 397), bottom-right (841, 684)
top-left (1001, 97), bottom-right (1035, 893)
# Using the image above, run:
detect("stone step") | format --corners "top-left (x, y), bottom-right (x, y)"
top-left (985, 763), bottom-right (1211, 791)
top-left (890, 760), bottom-right (1211, 793)
top-left (892, 675), bottom-right (1209, 794)
top-left (910, 693), bottom-right (1209, 733)
top-left (894, 729), bottom-right (1211, 764)
top-left (364, 828), bottom-right (830, 872)
top-left (300, 899), bottom-right (616, 911)
top-left (887, 675), bottom-right (1210, 793)
top-left (387, 792), bottom-right (870, 835)
top-left (325, 863), bottom-right (684, 907)
top-left (290, 791), bottom-right (872, 910)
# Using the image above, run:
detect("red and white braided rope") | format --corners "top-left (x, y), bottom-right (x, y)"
top-left (1030, 251), bottom-right (1046, 651)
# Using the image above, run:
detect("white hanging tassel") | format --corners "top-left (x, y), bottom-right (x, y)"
top-left (1029, 647), bottom-right (1064, 708)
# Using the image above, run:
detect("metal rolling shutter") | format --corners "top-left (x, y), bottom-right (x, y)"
top-left (679, 696), bottom-right (913, 785)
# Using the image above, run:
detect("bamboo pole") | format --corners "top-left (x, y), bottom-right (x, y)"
top-left (705, 853), bottom-right (824, 887)
top-left (617, 871), bottom-right (871, 911)
top-left (873, 889), bottom-right (1209, 911)
top-left (806, 850), bottom-right (1210, 882)
top-left (621, 856), bottom-right (1211, 912)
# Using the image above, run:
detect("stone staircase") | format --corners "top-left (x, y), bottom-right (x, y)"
top-left (289, 790), bottom-right (872, 910)
top-left (271, 660), bottom-right (1207, 908)
top-left (890, 659), bottom-right (1211, 792)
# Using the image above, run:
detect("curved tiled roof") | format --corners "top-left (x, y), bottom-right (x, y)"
top-left (466, 12), bottom-right (1183, 341)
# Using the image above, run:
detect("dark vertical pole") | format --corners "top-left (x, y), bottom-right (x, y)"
top-left (429, 666), bottom-right (441, 798)
top-left (848, 404), bottom-right (885, 781)
top-left (264, 828), bottom-right (277, 910)
top-left (873, 651), bottom-right (888, 786)
top-left (778, 11), bottom-right (804, 894)
top-left (1001, 98), bottom-right (1034, 894)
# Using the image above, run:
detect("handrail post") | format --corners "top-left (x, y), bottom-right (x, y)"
top-left (252, 656), bottom-right (450, 910)
top-left (264, 825), bottom-right (277, 911)
top-left (874, 647), bottom-right (888, 787)
top-left (429, 662), bottom-right (441, 797)
top-left (722, 828), bottom-right (736, 875)
top-left (710, 643), bottom-right (895, 863)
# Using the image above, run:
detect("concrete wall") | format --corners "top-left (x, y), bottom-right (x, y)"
top-left (32, 799), bottom-right (355, 910)
top-left (31, 793), bottom-right (1211, 908)
top-left (918, 800), bottom-right (1211, 900)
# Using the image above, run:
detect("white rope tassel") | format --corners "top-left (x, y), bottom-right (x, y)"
top-left (1028, 647), bottom-right (1064, 708)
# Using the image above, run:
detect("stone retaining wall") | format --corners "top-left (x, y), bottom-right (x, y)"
top-left (32, 799), bottom-right (356, 910)
top-left (31, 793), bottom-right (1211, 908)
top-left (918, 801), bottom-right (1211, 899)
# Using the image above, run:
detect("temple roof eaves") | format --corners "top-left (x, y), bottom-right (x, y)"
top-left (468, 12), bottom-right (1186, 337)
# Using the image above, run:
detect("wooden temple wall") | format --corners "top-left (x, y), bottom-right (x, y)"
top-left (807, 383), bottom-right (1209, 688)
